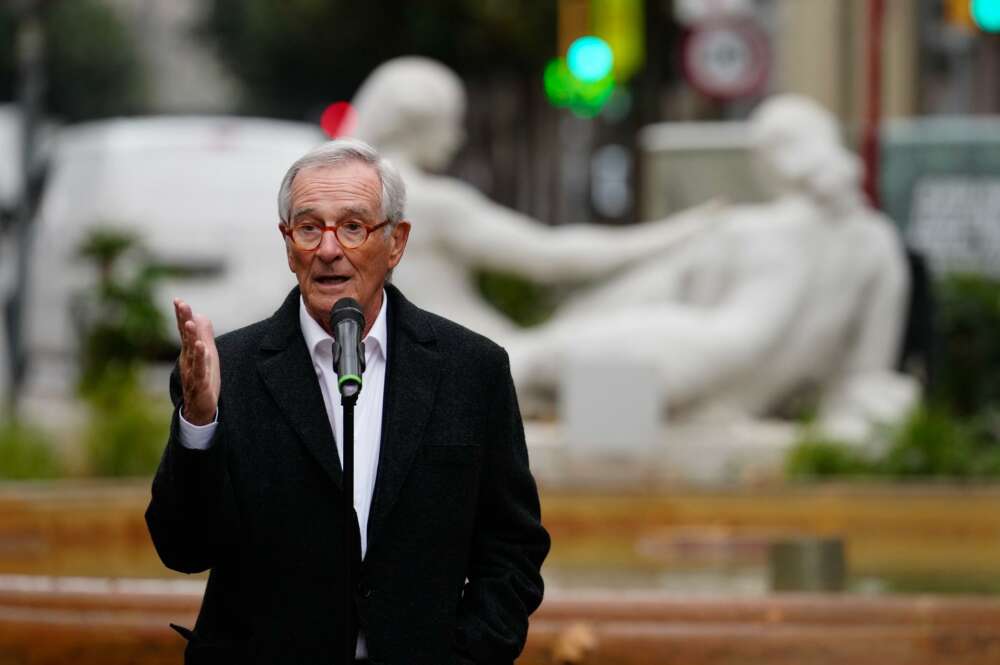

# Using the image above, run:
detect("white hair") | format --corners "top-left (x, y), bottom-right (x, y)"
top-left (277, 138), bottom-right (406, 232)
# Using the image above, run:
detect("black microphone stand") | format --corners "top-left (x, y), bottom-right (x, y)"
top-left (331, 299), bottom-right (365, 663)
top-left (341, 389), bottom-right (358, 665)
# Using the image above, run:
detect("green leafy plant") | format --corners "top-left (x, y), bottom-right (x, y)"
top-left (933, 273), bottom-right (1000, 416)
top-left (784, 432), bottom-right (874, 480)
top-left (0, 420), bottom-right (62, 479)
top-left (74, 228), bottom-right (183, 476)
top-left (81, 365), bottom-right (170, 477)
top-left (475, 270), bottom-right (556, 328)
top-left (786, 406), bottom-right (1000, 481)
top-left (876, 406), bottom-right (983, 478)
top-left (75, 228), bottom-right (178, 394)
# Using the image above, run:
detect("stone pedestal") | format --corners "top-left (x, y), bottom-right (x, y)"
top-left (559, 353), bottom-right (663, 457)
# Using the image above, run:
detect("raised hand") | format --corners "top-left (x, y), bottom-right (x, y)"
top-left (173, 299), bottom-right (220, 426)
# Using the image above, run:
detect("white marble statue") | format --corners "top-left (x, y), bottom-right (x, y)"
top-left (512, 94), bottom-right (917, 441)
top-left (351, 57), bottom-right (717, 345)
top-left (352, 56), bottom-right (914, 441)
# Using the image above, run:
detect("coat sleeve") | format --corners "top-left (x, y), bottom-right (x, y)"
top-left (455, 351), bottom-right (550, 665)
top-left (145, 363), bottom-right (240, 574)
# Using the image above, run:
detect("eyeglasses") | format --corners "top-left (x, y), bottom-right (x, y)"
top-left (281, 219), bottom-right (391, 251)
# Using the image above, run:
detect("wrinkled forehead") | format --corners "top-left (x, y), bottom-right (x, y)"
top-left (291, 162), bottom-right (383, 215)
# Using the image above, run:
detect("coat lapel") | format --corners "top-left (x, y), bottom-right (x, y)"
top-left (367, 285), bottom-right (441, 553)
top-left (256, 287), bottom-right (344, 491)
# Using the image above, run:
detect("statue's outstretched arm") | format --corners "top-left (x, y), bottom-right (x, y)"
top-left (437, 180), bottom-right (722, 283)
top-left (510, 221), bottom-right (812, 409)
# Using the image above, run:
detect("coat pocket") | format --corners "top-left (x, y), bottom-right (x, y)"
top-left (171, 624), bottom-right (252, 665)
top-left (170, 623), bottom-right (194, 641)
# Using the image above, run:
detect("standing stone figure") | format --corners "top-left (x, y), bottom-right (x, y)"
top-left (350, 56), bottom-right (718, 346)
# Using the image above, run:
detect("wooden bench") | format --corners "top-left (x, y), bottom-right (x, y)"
top-left (2, 577), bottom-right (1000, 664)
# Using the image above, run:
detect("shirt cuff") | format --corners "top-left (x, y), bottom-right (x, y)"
top-left (178, 409), bottom-right (219, 450)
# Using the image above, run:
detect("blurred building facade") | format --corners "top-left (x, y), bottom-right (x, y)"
top-left (81, 0), bottom-right (1000, 227)
top-left (772, 0), bottom-right (918, 126)
top-left (665, 0), bottom-right (997, 127)
top-left (101, 0), bottom-right (238, 113)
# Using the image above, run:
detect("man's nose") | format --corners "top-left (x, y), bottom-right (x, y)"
top-left (315, 228), bottom-right (344, 261)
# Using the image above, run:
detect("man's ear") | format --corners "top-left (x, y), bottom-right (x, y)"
top-left (387, 221), bottom-right (411, 269)
top-left (278, 223), bottom-right (295, 273)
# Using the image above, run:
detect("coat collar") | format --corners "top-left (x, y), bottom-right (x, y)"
top-left (366, 283), bottom-right (442, 555)
top-left (254, 284), bottom-right (442, 554)
top-left (256, 286), bottom-right (344, 490)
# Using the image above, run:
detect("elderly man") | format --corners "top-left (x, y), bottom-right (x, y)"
top-left (145, 139), bottom-right (549, 664)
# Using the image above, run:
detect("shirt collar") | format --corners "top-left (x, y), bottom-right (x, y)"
top-left (299, 290), bottom-right (388, 363)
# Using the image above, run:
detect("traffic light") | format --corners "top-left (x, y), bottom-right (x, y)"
top-left (567, 36), bottom-right (614, 82)
top-left (971, 0), bottom-right (1000, 32)
top-left (944, 0), bottom-right (975, 28)
top-left (546, 0), bottom-right (644, 117)
top-left (544, 48), bottom-right (616, 118)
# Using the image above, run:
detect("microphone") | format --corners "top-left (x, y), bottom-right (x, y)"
top-left (330, 298), bottom-right (366, 399)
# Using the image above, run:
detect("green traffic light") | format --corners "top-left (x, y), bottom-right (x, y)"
top-left (543, 57), bottom-right (616, 116)
top-left (544, 59), bottom-right (575, 106)
top-left (567, 36), bottom-right (614, 83)
top-left (972, 0), bottom-right (1000, 32)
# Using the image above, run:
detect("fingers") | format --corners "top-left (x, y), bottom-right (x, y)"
top-left (186, 340), bottom-right (216, 396)
top-left (192, 339), bottom-right (207, 384)
top-left (174, 299), bottom-right (194, 351)
top-left (173, 298), bottom-right (191, 330)
top-left (175, 299), bottom-right (213, 380)
top-left (174, 299), bottom-right (215, 347)
top-left (191, 312), bottom-right (215, 343)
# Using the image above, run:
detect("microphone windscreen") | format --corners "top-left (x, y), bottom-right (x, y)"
top-left (331, 297), bottom-right (365, 328)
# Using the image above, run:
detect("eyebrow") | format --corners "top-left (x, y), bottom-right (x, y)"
top-left (337, 205), bottom-right (376, 220)
top-left (291, 205), bottom-right (376, 223)
top-left (291, 207), bottom-right (317, 222)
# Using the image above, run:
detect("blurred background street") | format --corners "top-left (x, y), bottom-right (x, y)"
top-left (2, 0), bottom-right (1000, 663)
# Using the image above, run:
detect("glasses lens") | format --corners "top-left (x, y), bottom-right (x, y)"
top-left (336, 222), bottom-right (367, 249)
top-left (291, 224), bottom-right (323, 250)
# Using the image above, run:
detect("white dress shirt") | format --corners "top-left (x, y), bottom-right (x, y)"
top-left (178, 290), bottom-right (389, 658)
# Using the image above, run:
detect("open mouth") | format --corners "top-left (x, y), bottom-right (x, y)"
top-left (314, 275), bottom-right (350, 286)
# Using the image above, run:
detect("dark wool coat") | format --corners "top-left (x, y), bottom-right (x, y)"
top-left (146, 284), bottom-right (550, 664)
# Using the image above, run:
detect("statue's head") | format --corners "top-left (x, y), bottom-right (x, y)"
top-left (749, 94), bottom-right (864, 212)
top-left (352, 57), bottom-right (466, 171)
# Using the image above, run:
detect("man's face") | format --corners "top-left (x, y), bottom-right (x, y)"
top-left (283, 161), bottom-right (410, 335)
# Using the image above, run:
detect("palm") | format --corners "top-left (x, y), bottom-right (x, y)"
top-left (174, 299), bottom-right (220, 425)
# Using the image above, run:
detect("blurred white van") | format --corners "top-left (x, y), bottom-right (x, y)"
top-left (24, 115), bottom-right (325, 397)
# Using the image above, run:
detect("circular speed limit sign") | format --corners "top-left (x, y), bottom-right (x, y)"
top-left (682, 21), bottom-right (770, 100)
